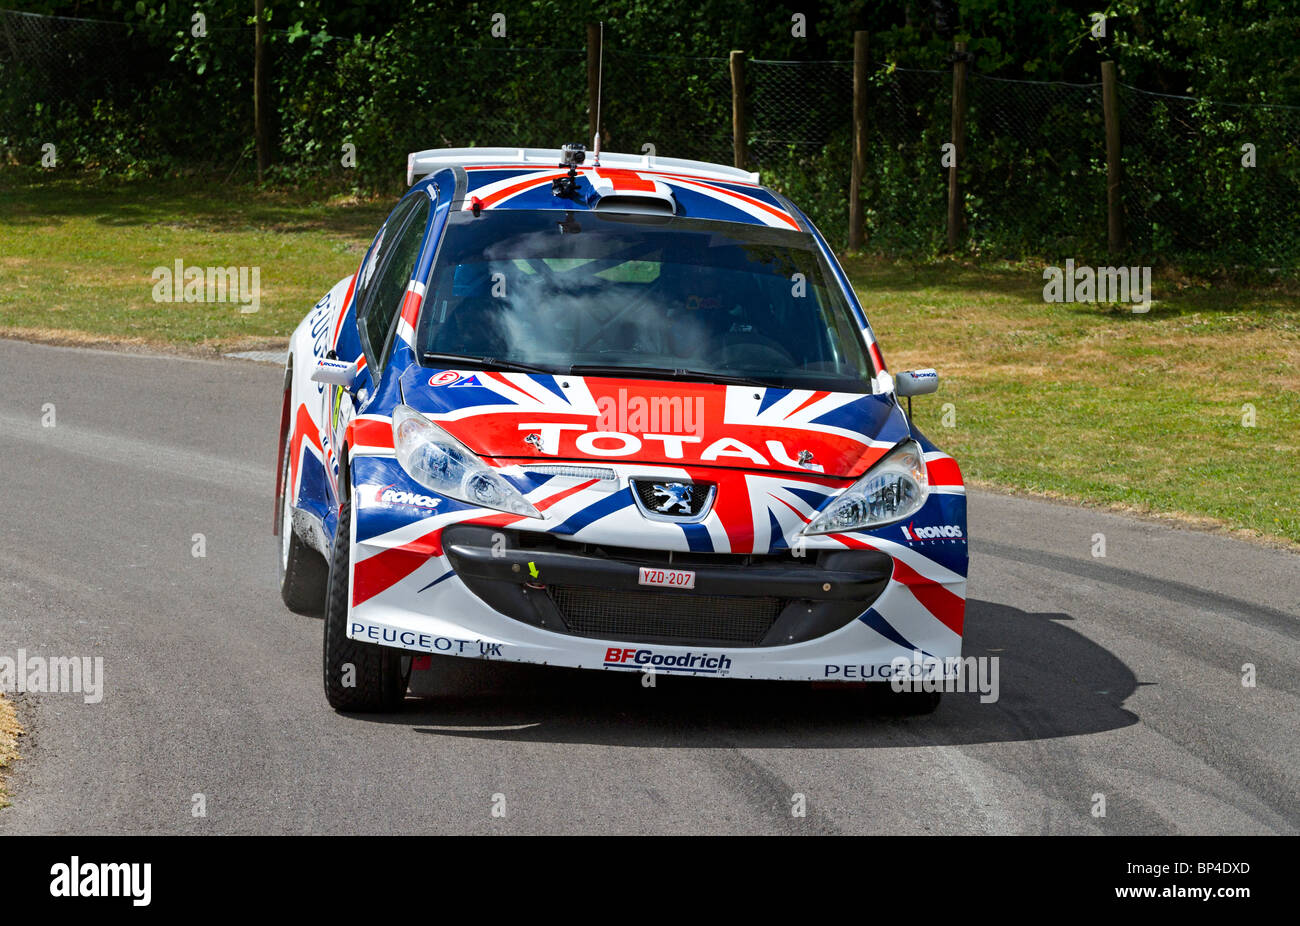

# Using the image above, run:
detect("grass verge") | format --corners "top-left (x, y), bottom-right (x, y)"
top-left (0, 170), bottom-right (389, 354)
top-left (2, 172), bottom-right (1297, 544)
top-left (0, 694), bottom-right (21, 809)
top-left (849, 255), bottom-right (1300, 546)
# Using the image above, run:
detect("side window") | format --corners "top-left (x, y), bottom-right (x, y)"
top-left (358, 195), bottom-right (431, 372)
top-left (351, 222), bottom-right (392, 321)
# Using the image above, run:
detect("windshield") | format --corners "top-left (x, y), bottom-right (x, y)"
top-left (415, 210), bottom-right (874, 390)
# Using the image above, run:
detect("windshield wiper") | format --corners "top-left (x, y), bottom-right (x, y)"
top-left (566, 364), bottom-right (782, 388)
top-left (421, 352), bottom-right (557, 375)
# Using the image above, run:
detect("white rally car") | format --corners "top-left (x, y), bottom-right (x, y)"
top-left (273, 145), bottom-right (967, 712)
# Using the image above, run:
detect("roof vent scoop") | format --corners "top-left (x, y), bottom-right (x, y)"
top-left (588, 169), bottom-right (677, 216)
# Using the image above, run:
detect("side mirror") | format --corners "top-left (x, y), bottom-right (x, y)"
top-left (896, 368), bottom-right (939, 398)
top-left (310, 357), bottom-right (360, 391)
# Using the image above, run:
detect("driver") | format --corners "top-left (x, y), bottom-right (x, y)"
top-left (666, 268), bottom-right (739, 360)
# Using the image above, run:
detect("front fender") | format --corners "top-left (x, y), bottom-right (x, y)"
top-left (278, 276), bottom-right (356, 548)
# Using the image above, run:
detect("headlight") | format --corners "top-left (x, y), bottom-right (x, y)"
top-left (391, 404), bottom-right (542, 519)
top-left (802, 440), bottom-right (928, 535)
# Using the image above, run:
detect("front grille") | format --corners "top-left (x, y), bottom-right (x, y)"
top-left (630, 478), bottom-right (715, 519)
top-left (549, 585), bottom-right (783, 646)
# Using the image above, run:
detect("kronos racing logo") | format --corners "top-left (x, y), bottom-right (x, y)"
top-left (374, 483), bottom-right (442, 512)
top-left (900, 521), bottom-right (964, 542)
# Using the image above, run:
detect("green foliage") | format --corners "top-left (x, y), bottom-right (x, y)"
top-left (1, 1), bottom-right (1298, 266)
top-left (760, 133), bottom-right (853, 248)
top-left (1120, 90), bottom-right (1300, 268)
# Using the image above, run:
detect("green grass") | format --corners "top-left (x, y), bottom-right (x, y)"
top-left (0, 170), bottom-right (389, 349)
top-left (849, 256), bottom-right (1300, 545)
top-left (1, 172), bottom-right (1297, 544)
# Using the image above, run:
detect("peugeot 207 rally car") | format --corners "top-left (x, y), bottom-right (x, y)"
top-left (273, 144), bottom-right (967, 713)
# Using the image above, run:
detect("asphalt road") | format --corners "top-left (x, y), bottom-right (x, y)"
top-left (1, 337), bottom-right (1296, 835)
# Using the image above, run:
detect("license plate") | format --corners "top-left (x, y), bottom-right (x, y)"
top-left (638, 566), bottom-right (696, 590)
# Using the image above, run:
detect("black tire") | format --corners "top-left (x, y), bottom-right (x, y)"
top-left (322, 502), bottom-right (410, 712)
top-left (884, 689), bottom-right (943, 715)
top-left (278, 422), bottom-right (329, 615)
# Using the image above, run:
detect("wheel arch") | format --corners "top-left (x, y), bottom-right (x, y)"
top-left (273, 353), bottom-right (294, 535)
top-left (339, 441), bottom-right (353, 504)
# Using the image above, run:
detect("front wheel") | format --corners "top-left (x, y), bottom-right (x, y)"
top-left (322, 501), bottom-right (410, 712)
top-left (884, 689), bottom-right (943, 715)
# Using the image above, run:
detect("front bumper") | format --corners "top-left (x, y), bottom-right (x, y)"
top-left (444, 525), bottom-right (893, 647)
top-left (346, 527), bottom-right (967, 683)
top-left (343, 447), bottom-right (968, 682)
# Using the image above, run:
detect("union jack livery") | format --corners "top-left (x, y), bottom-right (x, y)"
top-left (274, 143), bottom-right (966, 713)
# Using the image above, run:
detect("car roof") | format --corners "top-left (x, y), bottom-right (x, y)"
top-left (406, 147), bottom-right (807, 233)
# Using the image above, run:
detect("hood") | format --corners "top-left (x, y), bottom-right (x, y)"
top-left (399, 368), bottom-right (910, 478)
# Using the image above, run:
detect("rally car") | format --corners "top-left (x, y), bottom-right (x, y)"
top-left (273, 144), bottom-right (967, 713)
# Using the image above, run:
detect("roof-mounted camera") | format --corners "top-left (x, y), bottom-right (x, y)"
top-left (553, 143), bottom-right (586, 198)
top-left (559, 143), bottom-right (586, 167)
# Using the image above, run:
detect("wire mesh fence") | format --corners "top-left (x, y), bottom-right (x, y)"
top-left (601, 49), bottom-right (733, 165)
top-left (864, 66), bottom-right (952, 253)
top-left (2, 9), bottom-right (1298, 267)
top-left (966, 74), bottom-right (1107, 256)
top-left (0, 9), bottom-right (254, 172)
top-left (272, 39), bottom-right (588, 181)
top-left (0, 9), bottom-right (139, 106)
top-left (1120, 86), bottom-right (1300, 267)
top-left (747, 58), bottom-right (852, 164)
top-left (743, 58), bottom-right (854, 247)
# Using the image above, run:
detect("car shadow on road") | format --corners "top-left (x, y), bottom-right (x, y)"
top-left (364, 598), bottom-right (1139, 748)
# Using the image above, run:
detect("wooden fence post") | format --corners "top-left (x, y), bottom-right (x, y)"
top-left (587, 23), bottom-right (602, 148)
top-left (946, 40), bottom-right (968, 251)
top-left (1101, 60), bottom-right (1125, 256)
top-left (849, 31), bottom-right (869, 250)
top-left (730, 50), bottom-right (747, 170)
top-left (254, 0), bottom-right (269, 182)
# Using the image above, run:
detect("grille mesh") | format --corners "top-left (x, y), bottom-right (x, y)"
top-left (631, 479), bottom-right (712, 517)
top-left (549, 585), bottom-right (782, 646)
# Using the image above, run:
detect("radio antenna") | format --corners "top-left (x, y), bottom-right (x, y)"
top-left (593, 21), bottom-right (604, 162)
